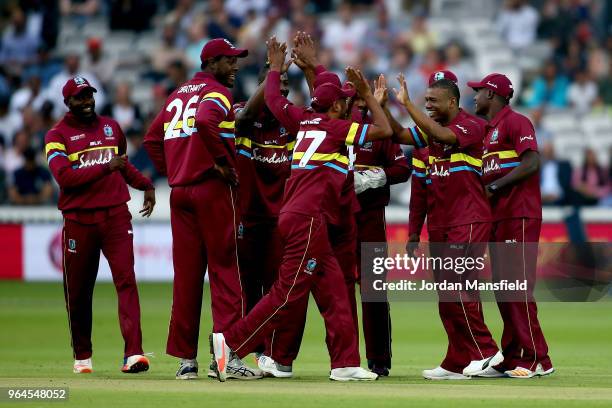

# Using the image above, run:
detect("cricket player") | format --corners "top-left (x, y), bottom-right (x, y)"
top-left (211, 38), bottom-right (392, 382)
top-left (351, 74), bottom-right (411, 376)
top-left (407, 71), bottom-right (458, 254)
top-left (45, 76), bottom-right (155, 374)
top-left (143, 38), bottom-right (260, 380)
top-left (469, 73), bottom-right (554, 378)
top-left (389, 73), bottom-right (502, 379)
top-left (226, 62), bottom-right (298, 378)
top-left (255, 33), bottom-right (365, 378)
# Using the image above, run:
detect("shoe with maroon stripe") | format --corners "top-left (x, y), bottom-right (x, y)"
top-left (121, 355), bottom-right (150, 373)
top-left (73, 358), bottom-right (93, 374)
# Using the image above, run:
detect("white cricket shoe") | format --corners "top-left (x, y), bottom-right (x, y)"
top-left (226, 355), bottom-right (263, 380)
top-left (423, 366), bottom-right (470, 380)
top-left (463, 351), bottom-right (504, 376)
top-left (121, 354), bottom-right (150, 373)
top-left (505, 364), bottom-right (555, 379)
top-left (73, 358), bottom-right (93, 374)
top-left (176, 358), bottom-right (198, 380)
top-left (210, 333), bottom-right (231, 382)
top-left (329, 367), bottom-right (378, 381)
top-left (257, 355), bottom-right (293, 378)
top-left (475, 365), bottom-right (505, 378)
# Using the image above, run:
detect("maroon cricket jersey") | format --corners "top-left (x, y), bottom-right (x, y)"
top-left (45, 113), bottom-right (153, 215)
top-left (234, 102), bottom-right (294, 221)
top-left (427, 110), bottom-right (491, 227)
top-left (353, 136), bottom-right (410, 211)
top-left (264, 70), bottom-right (370, 224)
top-left (481, 106), bottom-right (541, 220)
top-left (144, 72), bottom-right (237, 187)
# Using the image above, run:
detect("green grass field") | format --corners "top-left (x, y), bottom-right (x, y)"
top-left (1, 282), bottom-right (611, 407)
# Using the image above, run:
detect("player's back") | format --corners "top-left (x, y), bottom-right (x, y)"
top-left (281, 112), bottom-right (363, 222)
top-left (157, 73), bottom-right (235, 186)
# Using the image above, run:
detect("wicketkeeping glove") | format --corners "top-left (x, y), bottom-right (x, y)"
top-left (354, 168), bottom-right (387, 194)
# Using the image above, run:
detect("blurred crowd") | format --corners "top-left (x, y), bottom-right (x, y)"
top-left (0, 0), bottom-right (610, 207)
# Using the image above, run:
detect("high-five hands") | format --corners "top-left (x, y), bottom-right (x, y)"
top-left (345, 67), bottom-right (372, 98)
top-left (374, 74), bottom-right (388, 106)
top-left (292, 31), bottom-right (317, 70)
top-left (393, 73), bottom-right (411, 107)
top-left (266, 36), bottom-right (288, 72)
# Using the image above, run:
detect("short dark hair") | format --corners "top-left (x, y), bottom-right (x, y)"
top-left (200, 55), bottom-right (223, 70)
top-left (429, 79), bottom-right (460, 103)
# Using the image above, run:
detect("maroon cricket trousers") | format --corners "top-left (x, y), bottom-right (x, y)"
top-left (490, 218), bottom-right (552, 371)
top-left (62, 204), bottom-right (143, 360)
top-left (225, 212), bottom-right (360, 369)
top-left (356, 207), bottom-right (392, 368)
top-left (235, 212), bottom-right (324, 365)
top-left (430, 223), bottom-right (499, 373)
top-left (166, 177), bottom-right (245, 359)
top-left (264, 212), bottom-right (359, 366)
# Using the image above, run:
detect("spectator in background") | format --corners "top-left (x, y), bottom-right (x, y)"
top-left (45, 53), bottom-right (106, 119)
top-left (163, 60), bottom-right (188, 95)
top-left (363, 3), bottom-right (400, 72)
top-left (127, 129), bottom-right (158, 182)
top-left (24, 45), bottom-right (63, 87)
top-left (567, 69), bottom-right (598, 116)
top-left (225, 0), bottom-right (269, 20)
top-left (418, 48), bottom-right (446, 81)
top-left (9, 73), bottom-right (45, 114)
top-left (0, 96), bottom-right (22, 147)
top-left (530, 107), bottom-right (553, 144)
top-left (81, 37), bottom-right (118, 87)
top-left (386, 44), bottom-right (425, 105)
top-left (101, 82), bottom-right (142, 134)
top-left (596, 58), bottom-right (612, 106)
top-left (496, 0), bottom-right (539, 52)
top-left (4, 130), bottom-right (30, 179)
top-left (206, 0), bottom-right (242, 42)
top-left (109, 0), bottom-right (157, 32)
top-left (60, 0), bottom-right (99, 26)
top-left (540, 141), bottom-right (573, 205)
top-left (185, 15), bottom-right (209, 73)
top-left (572, 148), bottom-right (609, 206)
top-left (8, 147), bottom-right (53, 205)
top-left (525, 60), bottom-right (569, 109)
top-left (149, 22), bottom-right (187, 78)
top-left (0, 6), bottom-right (41, 68)
top-left (322, 1), bottom-right (367, 66)
top-left (443, 42), bottom-right (473, 88)
top-left (403, 9), bottom-right (436, 56)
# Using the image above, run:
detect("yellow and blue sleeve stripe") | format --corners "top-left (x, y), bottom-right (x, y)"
top-left (201, 92), bottom-right (231, 116)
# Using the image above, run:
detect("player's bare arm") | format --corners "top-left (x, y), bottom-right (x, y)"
top-left (346, 67), bottom-right (392, 140)
top-left (292, 31), bottom-right (318, 93)
top-left (485, 150), bottom-right (540, 197)
top-left (394, 73), bottom-right (457, 145)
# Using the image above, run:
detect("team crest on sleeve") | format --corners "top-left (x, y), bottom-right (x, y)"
top-left (304, 258), bottom-right (317, 274)
top-left (103, 124), bottom-right (114, 137)
top-left (363, 141), bottom-right (373, 149)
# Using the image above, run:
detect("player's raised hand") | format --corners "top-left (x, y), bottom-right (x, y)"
top-left (292, 31), bottom-right (317, 70)
top-left (266, 36), bottom-right (287, 71)
top-left (140, 189), bottom-right (156, 218)
top-left (346, 67), bottom-right (371, 98)
top-left (393, 73), bottom-right (411, 107)
top-left (374, 74), bottom-right (388, 106)
top-left (108, 154), bottom-right (127, 171)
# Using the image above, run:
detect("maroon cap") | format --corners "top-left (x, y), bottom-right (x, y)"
top-left (200, 38), bottom-right (248, 63)
top-left (428, 70), bottom-right (458, 85)
top-left (467, 73), bottom-right (514, 99)
top-left (311, 83), bottom-right (355, 110)
top-left (62, 76), bottom-right (97, 99)
top-left (314, 71), bottom-right (342, 89)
